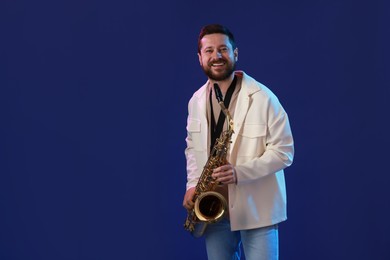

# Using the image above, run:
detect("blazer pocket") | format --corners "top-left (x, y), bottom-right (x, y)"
top-left (187, 118), bottom-right (201, 132)
top-left (236, 124), bottom-right (267, 157)
top-left (187, 118), bottom-right (204, 151)
top-left (240, 124), bottom-right (267, 138)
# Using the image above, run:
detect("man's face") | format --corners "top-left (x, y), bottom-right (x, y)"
top-left (198, 33), bottom-right (238, 81)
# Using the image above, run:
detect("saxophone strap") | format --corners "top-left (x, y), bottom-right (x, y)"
top-left (209, 75), bottom-right (237, 153)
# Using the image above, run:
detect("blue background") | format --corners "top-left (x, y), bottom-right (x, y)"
top-left (1, 0), bottom-right (389, 259)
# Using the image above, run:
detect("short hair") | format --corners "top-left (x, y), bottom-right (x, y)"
top-left (197, 24), bottom-right (236, 54)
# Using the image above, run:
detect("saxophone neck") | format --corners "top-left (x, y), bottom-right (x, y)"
top-left (214, 83), bottom-right (234, 133)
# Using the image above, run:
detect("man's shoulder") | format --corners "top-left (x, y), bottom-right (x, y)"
top-left (239, 71), bottom-right (279, 101)
top-left (187, 82), bottom-right (208, 108)
top-left (191, 81), bottom-right (208, 100)
top-left (239, 71), bottom-right (264, 93)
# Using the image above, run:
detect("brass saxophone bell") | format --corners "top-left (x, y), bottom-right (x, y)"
top-left (194, 191), bottom-right (227, 223)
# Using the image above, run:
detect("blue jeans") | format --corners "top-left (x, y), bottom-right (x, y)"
top-left (204, 219), bottom-right (279, 260)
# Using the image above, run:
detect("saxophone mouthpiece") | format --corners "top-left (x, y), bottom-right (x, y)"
top-left (214, 83), bottom-right (223, 103)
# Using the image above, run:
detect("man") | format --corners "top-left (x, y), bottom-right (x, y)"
top-left (183, 24), bottom-right (294, 260)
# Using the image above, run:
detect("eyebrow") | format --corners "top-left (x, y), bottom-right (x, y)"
top-left (203, 44), bottom-right (229, 50)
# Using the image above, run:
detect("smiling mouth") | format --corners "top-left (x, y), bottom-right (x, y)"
top-left (211, 62), bottom-right (225, 67)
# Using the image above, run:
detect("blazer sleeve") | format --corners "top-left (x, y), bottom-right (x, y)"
top-left (184, 96), bottom-right (208, 190)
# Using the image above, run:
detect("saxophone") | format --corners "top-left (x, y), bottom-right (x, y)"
top-left (184, 83), bottom-right (235, 238)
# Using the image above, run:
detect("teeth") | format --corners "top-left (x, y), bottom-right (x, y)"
top-left (212, 63), bottom-right (224, 66)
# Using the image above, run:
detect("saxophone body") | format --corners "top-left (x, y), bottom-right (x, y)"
top-left (184, 83), bottom-right (234, 238)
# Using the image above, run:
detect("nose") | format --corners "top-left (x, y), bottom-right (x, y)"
top-left (213, 51), bottom-right (222, 59)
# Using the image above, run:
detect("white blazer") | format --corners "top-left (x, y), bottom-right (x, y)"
top-left (185, 71), bottom-right (294, 231)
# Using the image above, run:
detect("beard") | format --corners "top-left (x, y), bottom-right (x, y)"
top-left (201, 58), bottom-right (236, 81)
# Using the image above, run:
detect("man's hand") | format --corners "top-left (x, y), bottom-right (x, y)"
top-left (183, 187), bottom-right (196, 210)
top-left (212, 163), bottom-right (237, 184)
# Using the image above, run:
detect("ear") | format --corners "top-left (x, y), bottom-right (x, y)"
top-left (234, 48), bottom-right (238, 61)
top-left (198, 52), bottom-right (203, 66)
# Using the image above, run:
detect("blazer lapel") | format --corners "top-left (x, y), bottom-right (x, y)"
top-left (230, 89), bottom-right (249, 151)
top-left (194, 82), bottom-right (209, 153)
top-left (229, 72), bottom-right (261, 153)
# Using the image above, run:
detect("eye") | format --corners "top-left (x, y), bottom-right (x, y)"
top-left (219, 47), bottom-right (228, 52)
top-left (204, 49), bottom-right (213, 54)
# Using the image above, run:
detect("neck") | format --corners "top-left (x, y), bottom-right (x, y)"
top-left (209, 73), bottom-right (235, 93)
